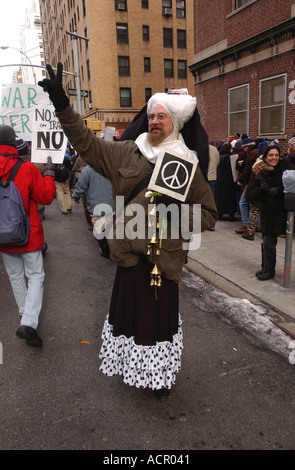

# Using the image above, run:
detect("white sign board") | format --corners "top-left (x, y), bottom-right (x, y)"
top-left (0, 83), bottom-right (52, 141)
top-left (148, 149), bottom-right (197, 202)
top-left (31, 106), bottom-right (67, 163)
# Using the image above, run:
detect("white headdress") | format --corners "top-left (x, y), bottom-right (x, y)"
top-left (135, 93), bottom-right (198, 163)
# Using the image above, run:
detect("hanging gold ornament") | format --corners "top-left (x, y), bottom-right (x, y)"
top-left (150, 264), bottom-right (162, 287)
top-left (149, 235), bottom-right (158, 245)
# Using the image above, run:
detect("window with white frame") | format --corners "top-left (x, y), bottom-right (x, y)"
top-left (228, 84), bottom-right (249, 137)
top-left (259, 74), bottom-right (286, 135)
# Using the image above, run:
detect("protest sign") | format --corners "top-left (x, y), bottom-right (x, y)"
top-left (148, 149), bottom-right (197, 202)
top-left (0, 83), bottom-right (51, 141)
top-left (31, 105), bottom-right (67, 163)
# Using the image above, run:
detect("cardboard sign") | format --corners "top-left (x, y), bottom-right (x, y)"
top-left (148, 149), bottom-right (197, 202)
top-left (0, 83), bottom-right (51, 141)
top-left (31, 106), bottom-right (67, 163)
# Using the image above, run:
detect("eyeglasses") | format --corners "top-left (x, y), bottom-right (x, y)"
top-left (148, 113), bottom-right (169, 122)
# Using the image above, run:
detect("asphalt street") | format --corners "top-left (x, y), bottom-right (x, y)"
top-left (1, 198), bottom-right (295, 454)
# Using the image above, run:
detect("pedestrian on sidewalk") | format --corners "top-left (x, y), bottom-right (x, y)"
top-left (249, 144), bottom-right (295, 281)
top-left (38, 63), bottom-right (217, 399)
top-left (0, 125), bottom-right (56, 347)
top-left (215, 142), bottom-right (237, 221)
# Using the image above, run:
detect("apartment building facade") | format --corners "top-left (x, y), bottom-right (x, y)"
top-left (39, 0), bottom-right (194, 135)
top-left (189, 0), bottom-right (295, 149)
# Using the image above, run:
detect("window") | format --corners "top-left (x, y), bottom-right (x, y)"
top-left (118, 56), bottom-right (130, 76)
top-left (228, 84), bottom-right (249, 137)
top-left (164, 59), bottom-right (174, 78)
top-left (142, 25), bottom-right (149, 41)
top-left (144, 57), bottom-right (151, 73)
top-left (178, 60), bottom-right (187, 79)
top-left (177, 29), bottom-right (186, 49)
top-left (115, 0), bottom-right (127, 11)
top-left (163, 28), bottom-right (173, 48)
top-left (116, 23), bottom-right (128, 44)
top-left (145, 88), bottom-right (152, 102)
top-left (176, 0), bottom-right (185, 18)
top-left (162, 0), bottom-right (172, 16)
top-left (142, 0), bottom-right (148, 8)
top-left (259, 74), bottom-right (286, 135)
top-left (235, 0), bottom-right (251, 8)
top-left (82, 0), bottom-right (86, 16)
top-left (120, 88), bottom-right (131, 107)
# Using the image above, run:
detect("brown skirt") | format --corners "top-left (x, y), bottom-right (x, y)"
top-left (99, 258), bottom-right (183, 390)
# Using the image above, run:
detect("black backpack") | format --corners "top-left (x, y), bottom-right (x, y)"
top-left (0, 160), bottom-right (31, 245)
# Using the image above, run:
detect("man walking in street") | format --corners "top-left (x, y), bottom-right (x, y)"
top-left (0, 125), bottom-right (56, 347)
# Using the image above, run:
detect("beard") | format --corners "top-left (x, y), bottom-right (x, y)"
top-left (147, 127), bottom-right (166, 146)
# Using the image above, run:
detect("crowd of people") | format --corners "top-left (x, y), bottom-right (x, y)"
top-left (1, 60), bottom-right (294, 401)
top-left (210, 132), bottom-right (295, 280)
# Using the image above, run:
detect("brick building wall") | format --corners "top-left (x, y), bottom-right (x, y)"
top-left (190, 0), bottom-right (295, 151)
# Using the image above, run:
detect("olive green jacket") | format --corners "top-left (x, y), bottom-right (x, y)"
top-left (57, 106), bottom-right (217, 282)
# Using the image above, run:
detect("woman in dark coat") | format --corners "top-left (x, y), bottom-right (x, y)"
top-left (215, 142), bottom-right (237, 221)
top-left (249, 145), bottom-right (295, 280)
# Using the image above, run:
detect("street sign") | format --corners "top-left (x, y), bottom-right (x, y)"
top-left (67, 88), bottom-right (88, 98)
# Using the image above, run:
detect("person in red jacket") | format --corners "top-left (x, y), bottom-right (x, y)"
top-left (0, 125), bottom-right (56, 347)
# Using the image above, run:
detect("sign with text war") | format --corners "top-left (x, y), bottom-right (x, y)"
top-left (31, 106), bottom-right (67, 164)
top-left (148, 149), bottom-right (197, 202)
top-left (0, 83), bottom-right (51, 141)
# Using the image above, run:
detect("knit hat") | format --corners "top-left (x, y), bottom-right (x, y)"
top-left (0, 124), bottom-right (16, 145)
top-left (16, 139), bottom-right (29, 156)
top-left (147, 92), bottom-right (197, 134)
top-left (242, 137), bottom-right (255, 148)
top-left (288, 137), bottom-right (295, 147)
top-left (257, 140), bottom-right (269, 155)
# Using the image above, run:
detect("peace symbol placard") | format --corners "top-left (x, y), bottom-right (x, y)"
top-left (148, 149), bottom-right (197, 201)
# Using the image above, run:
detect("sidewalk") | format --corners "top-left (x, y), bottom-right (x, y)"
top-left (187, 216), bottom-right (295, 339)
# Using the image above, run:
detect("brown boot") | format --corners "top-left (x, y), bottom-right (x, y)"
top-left (235, 226), bottom-right (248, 234)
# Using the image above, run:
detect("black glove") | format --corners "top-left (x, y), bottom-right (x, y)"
top-left (38, 62), bottom-right (70, 112)
top-left (44, 157), bottom-right (55, 177)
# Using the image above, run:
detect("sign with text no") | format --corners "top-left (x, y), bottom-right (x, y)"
top-left (31, 106), bottom-right (67, 164)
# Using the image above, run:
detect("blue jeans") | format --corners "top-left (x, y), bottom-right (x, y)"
top-left (239, 185), bottom-right (249, 226)
top-left (2, 250), bottom-right (45, 330)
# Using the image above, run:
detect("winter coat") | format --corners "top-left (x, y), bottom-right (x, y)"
top-left (215, 152), bottom-right (237, 217)
top-left (248, 158), bottom-right (295, 235)
top-left (0, 145), bottom-right (56, 253)
top-left (56, 106), bottom-right (217, 282)
top-left (72, 165), bottom-right (114, 214)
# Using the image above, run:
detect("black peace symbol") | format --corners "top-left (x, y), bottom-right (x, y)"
top-left (161, 160), bottom-right (189, 189)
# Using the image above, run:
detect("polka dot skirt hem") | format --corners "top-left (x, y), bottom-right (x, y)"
top-left (99, 314), bottom-right (183, 390)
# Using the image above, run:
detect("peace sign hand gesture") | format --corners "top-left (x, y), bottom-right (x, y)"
top-left (38, 62), bottom-right (70, 112)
